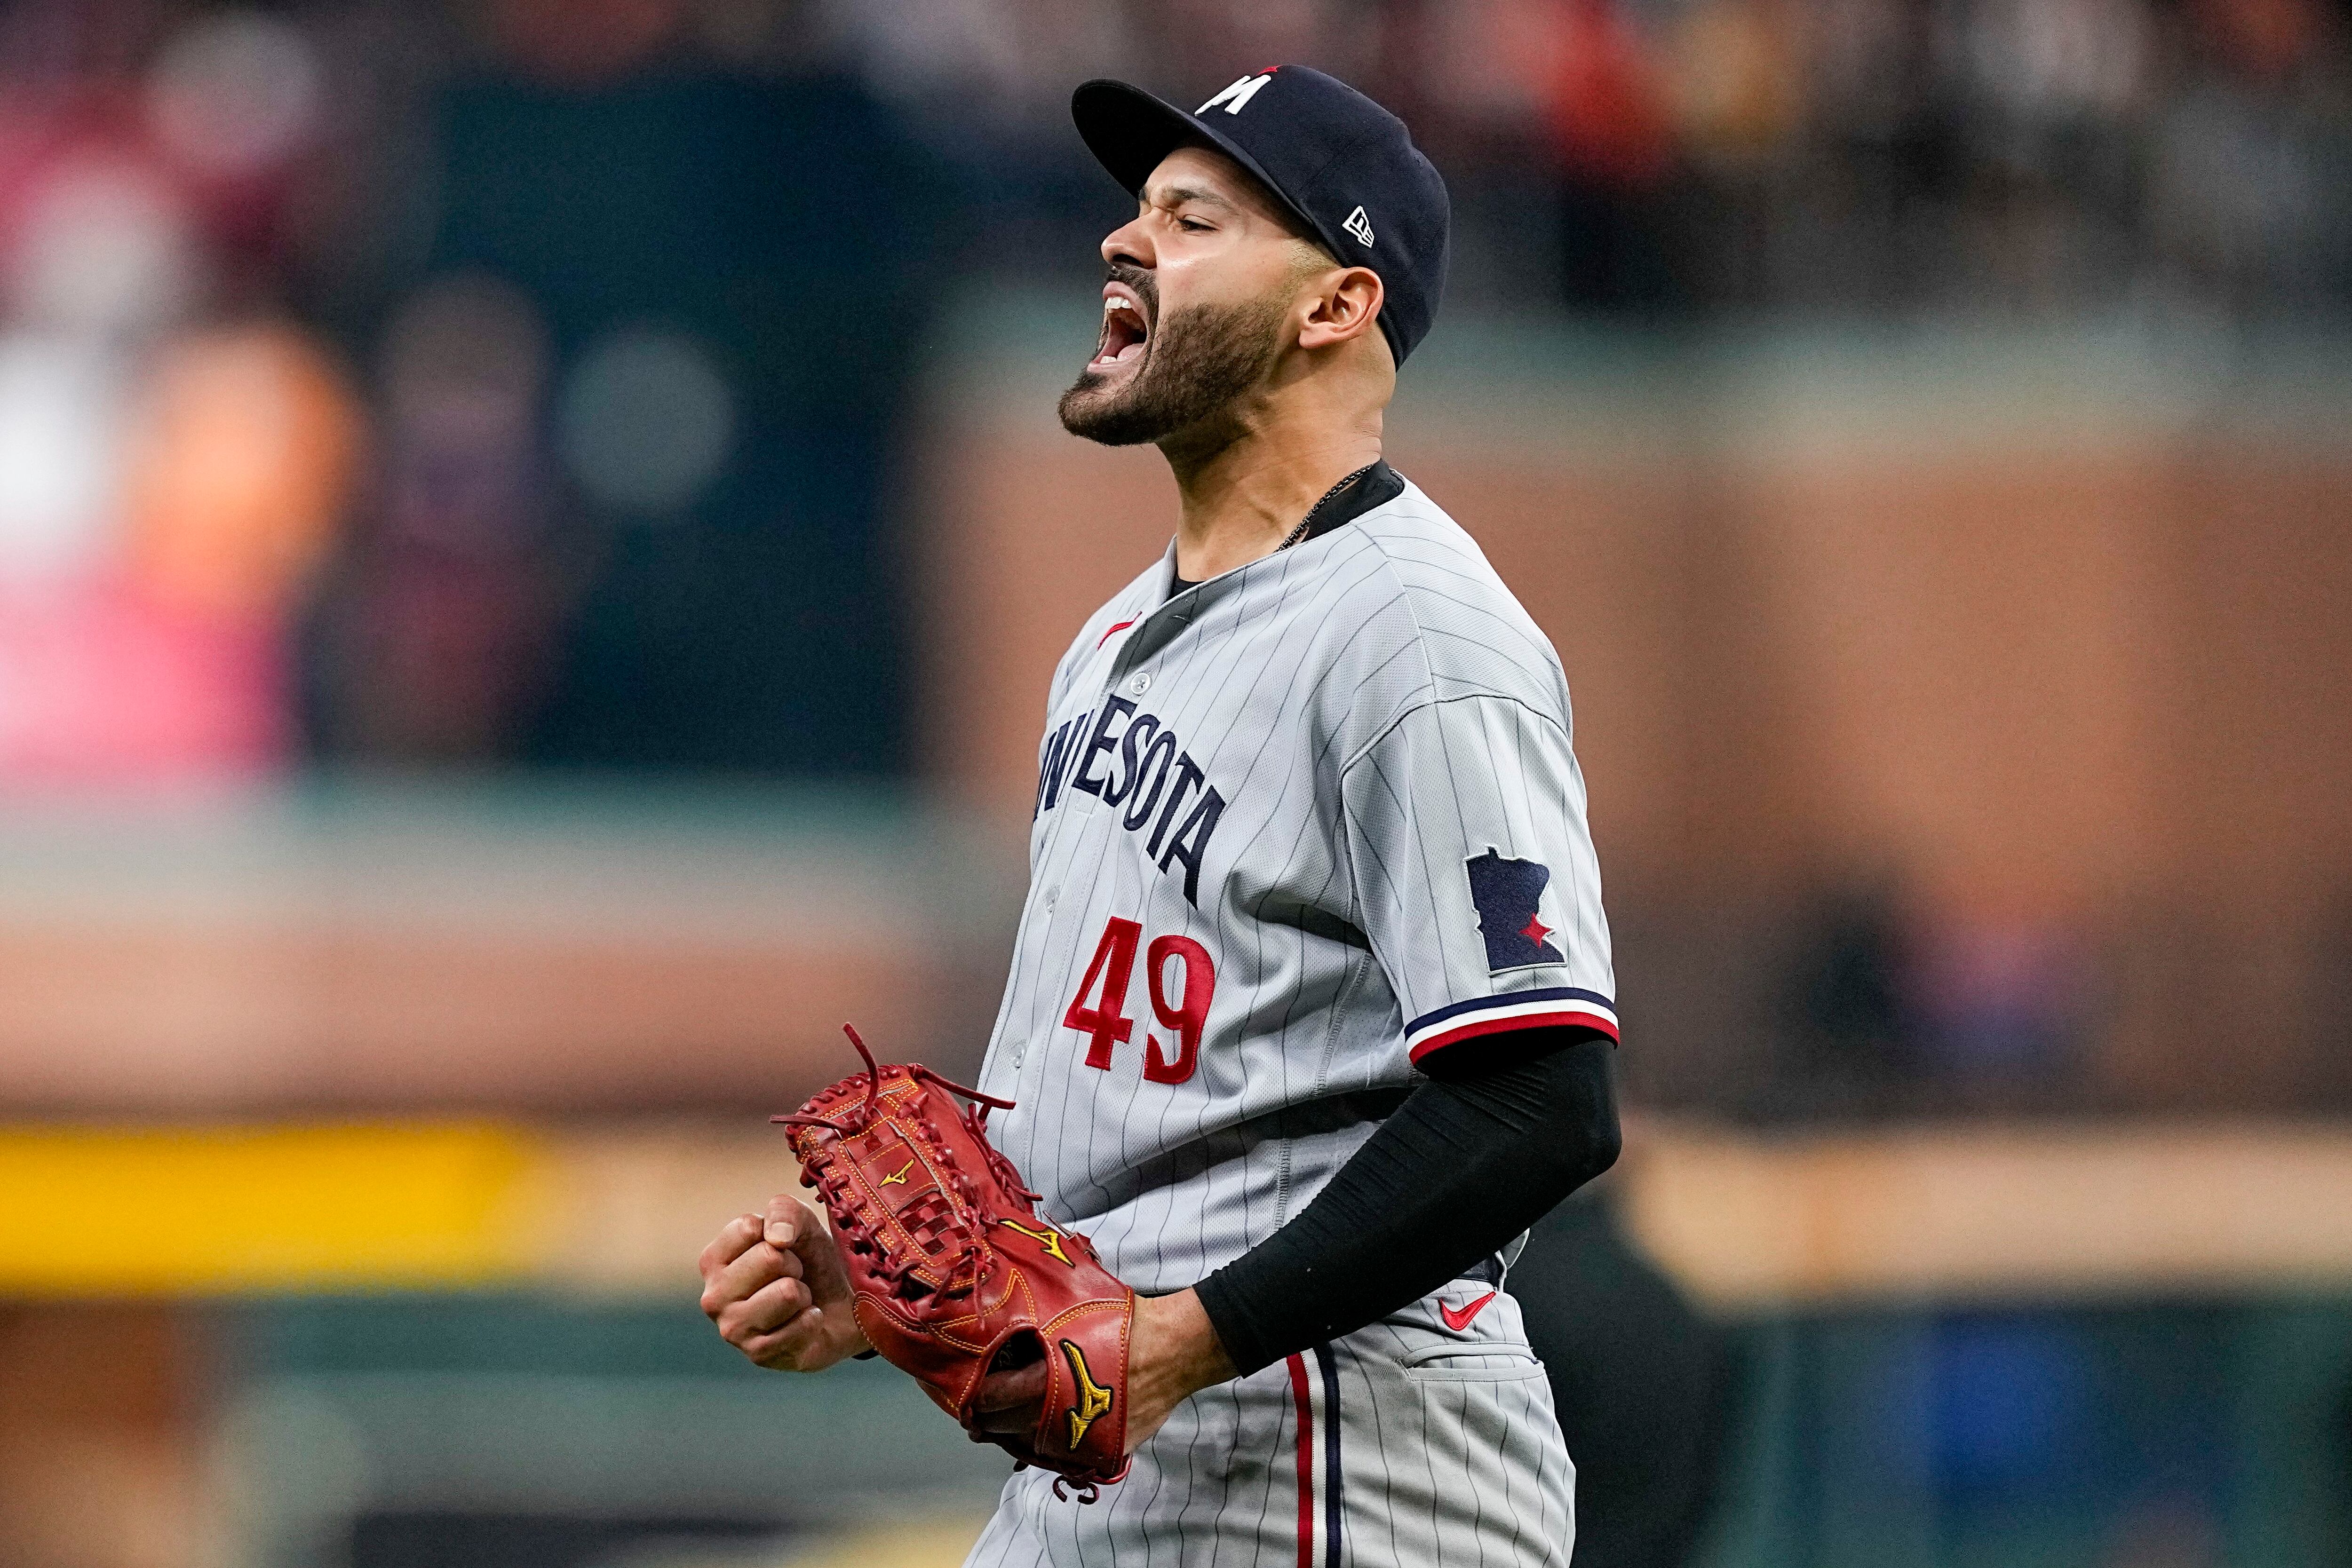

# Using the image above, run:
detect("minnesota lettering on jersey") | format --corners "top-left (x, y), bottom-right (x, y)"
top-left (1033, 695), bottom-right (1225, 906)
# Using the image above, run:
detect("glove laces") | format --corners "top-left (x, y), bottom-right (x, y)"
top-left (774, 1024), bottom-right (1027, 1298)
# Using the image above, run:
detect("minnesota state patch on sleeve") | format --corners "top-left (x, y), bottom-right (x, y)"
top-left (1465, 847), bottom-right (1564, 972)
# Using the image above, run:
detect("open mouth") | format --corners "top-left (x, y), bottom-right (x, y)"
top-left (1092, 287), bottom-right (1150, 369)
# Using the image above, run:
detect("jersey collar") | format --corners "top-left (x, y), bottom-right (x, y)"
top-left (1155, 459), bottom-right (1406, 605)
top-left (1298, 458), bottom-right (1406, 546)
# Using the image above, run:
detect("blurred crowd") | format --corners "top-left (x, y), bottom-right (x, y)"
top-left (0, 0), bottom-right (935, 786)
top-left (0, 0), bottom-right (2343, 789)
top-left (867, 0), bottom-right (2352, 315)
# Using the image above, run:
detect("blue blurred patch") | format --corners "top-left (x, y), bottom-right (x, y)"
top-left (1927, 1314), bottom-right (2092, 1493)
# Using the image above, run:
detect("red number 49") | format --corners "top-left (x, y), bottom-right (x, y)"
top-left (1064, 917), bottom-right (1215, 1084)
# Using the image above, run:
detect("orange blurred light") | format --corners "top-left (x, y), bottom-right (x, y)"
top-left (122, 323), bottom-right (364, 621)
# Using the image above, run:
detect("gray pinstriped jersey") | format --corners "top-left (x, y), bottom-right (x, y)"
top-left (975, 476), bottom-right (1616, 1292)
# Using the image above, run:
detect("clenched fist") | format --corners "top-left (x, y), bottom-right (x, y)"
top-left (698, 1193), bottom-right (869, 1372)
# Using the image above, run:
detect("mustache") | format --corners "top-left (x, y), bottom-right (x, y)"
top-left (1104, 261), bottom-right (1157, 320)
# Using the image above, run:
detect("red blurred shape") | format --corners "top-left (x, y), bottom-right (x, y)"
top-left (0, 577), bottom-right (280, 786)
top-left (1545, 0), bottom-right (1677, 190)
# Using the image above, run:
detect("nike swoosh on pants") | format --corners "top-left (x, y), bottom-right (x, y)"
top-left (1439, 1290), bottom-right (1496, 1332)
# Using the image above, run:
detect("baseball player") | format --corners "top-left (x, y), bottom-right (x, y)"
top-left (701, 67), bottom-right (1622, 1566)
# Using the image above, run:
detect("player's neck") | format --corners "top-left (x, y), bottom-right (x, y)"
top-left (1162, 413), bottom-right (1383, 584)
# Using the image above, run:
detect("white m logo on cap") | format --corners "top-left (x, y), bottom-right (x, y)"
top-left (1199, 73), bottom-right (1274, 116)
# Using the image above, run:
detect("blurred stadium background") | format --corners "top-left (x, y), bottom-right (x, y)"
top-left (0, 0), bottom-right (2347, 1564)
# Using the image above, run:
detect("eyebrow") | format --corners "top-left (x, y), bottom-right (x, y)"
top-left (1144, 183), bottom-right (1240, 215)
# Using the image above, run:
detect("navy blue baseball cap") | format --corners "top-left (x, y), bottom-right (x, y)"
top-left (1072, 67), bottom-right (1450, 366)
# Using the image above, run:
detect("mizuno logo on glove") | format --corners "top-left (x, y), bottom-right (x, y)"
top-left (1000, 1218), bottom-right (1077, 1267)
top-left (1063, 1339), bottom-right (1115, 1447)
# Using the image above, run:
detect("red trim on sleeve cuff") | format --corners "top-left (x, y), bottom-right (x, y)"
top-left (1406, 1008), bottom-right (1620, 1064)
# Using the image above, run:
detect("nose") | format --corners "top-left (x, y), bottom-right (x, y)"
top-left (1101, 212), bottom-right (1155, 272)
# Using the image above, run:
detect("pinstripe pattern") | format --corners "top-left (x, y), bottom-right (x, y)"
top-left (961, 1285), bottom-right (1575, 1567)
top-left (967, 479), bottom-right (1605, 1560)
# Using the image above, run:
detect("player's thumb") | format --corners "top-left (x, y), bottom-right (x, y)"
top-left (763, 1194), bottom-right (835, 1275)
top-left (762, 1192), bottom-right (816, 1249)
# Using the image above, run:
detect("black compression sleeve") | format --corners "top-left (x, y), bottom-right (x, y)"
top-left (1191, 1029), bottom-right (1621, 1376)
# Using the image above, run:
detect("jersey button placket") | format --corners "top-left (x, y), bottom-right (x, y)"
top-left (1104, 601), bottom-right (1172, 698)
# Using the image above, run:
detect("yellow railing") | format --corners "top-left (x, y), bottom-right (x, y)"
top-left (5, 1117), bottom-right (2352, 1304)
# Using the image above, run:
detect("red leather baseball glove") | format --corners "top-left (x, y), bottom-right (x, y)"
top-left (776, 1026), bottom-right (1136, 1499)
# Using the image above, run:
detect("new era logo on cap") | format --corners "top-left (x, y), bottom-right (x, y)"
top-left (1343, 205), bottom-right (1375, 247)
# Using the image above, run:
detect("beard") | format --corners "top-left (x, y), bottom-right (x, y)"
top-left (1058, 285), bottom-right (1288, 448)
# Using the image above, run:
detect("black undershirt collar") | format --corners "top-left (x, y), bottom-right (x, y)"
top-left (1170, 459), bottom-right (1405, 595)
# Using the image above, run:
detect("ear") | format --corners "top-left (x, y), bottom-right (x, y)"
top-left (1297, 266), bottom-right (1385, 352)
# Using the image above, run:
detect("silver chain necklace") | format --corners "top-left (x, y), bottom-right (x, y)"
top-left (1276, 462), bottom-right (1380, 554)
